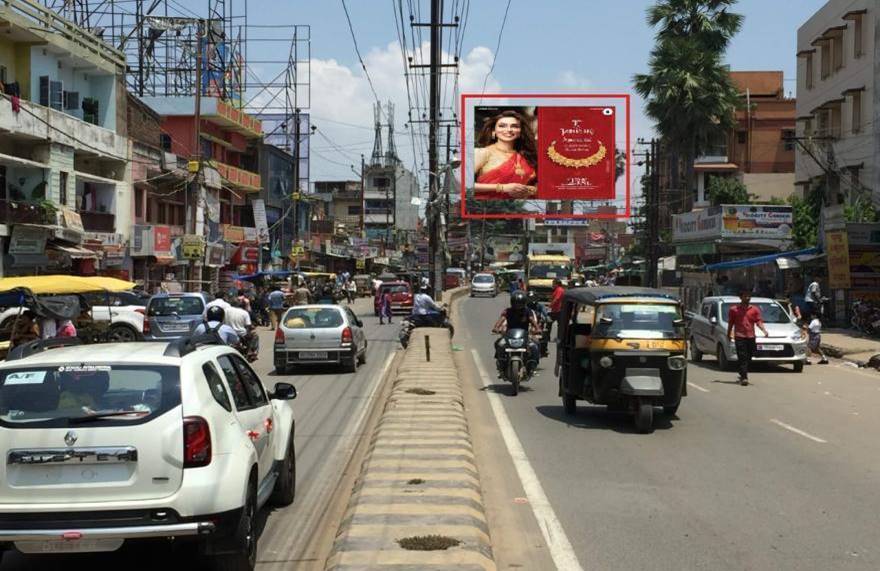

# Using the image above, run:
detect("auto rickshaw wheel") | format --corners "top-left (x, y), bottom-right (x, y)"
top-left (635, 400), bottom-right (654, 433)
top-left (562, 393), bottom-right (576, 415)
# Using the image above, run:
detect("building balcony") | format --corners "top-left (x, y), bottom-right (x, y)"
top-left (0, 199), bottom-right (53, 225)
top-left (0, 96), bottom-right (127, 161)
top-left (364, 213), bottom-right (394, 225)
top-left (80, 211), bottom-right (115, 233)
top-left (212, 161), bottom-right (262, 193)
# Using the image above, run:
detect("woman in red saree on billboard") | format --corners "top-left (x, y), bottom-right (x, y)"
top-left (473, 110), bottom-right (537, 200)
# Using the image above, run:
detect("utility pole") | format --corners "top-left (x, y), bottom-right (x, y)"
top-left (428, 0), bottom-right (442, 294)
top-left (292, 108), bottom-right (301, 253)
top-left (359, 154), bottom-right (365, 239)
top-left (189, 19), bottom-right (203, 291)
top-left (646, 138), bottom-right (660, 288)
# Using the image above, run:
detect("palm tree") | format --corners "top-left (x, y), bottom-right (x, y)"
top-left (634, 0), bottom-right (743, 212)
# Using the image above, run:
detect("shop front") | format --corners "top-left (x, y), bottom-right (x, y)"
top-left (130, 224), bottom-right (181, 293)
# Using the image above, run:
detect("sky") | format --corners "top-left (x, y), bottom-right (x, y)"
top-left (233, 0), bottom-right (830, 191)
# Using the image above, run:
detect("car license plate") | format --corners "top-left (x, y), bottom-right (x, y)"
top-left (505, 348), bottom-right (526, 353)
top-left (758, 344), bottom-right (784, 351)
top-left (299, 351), bottom-right (328, 360)
top-left (15, 538), bottom-right (124, 554)
top-left (163, 323), bottom-right (190, 332)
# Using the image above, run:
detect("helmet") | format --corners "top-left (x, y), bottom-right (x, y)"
top-left (510, 290), bottom-right (527, 310)
top-left (206, 305), bottom-right (225, 323)
top-left (526, 290), bottom-right (537, 302)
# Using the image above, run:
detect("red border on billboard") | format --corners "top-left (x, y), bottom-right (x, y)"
top-left (460, 93), bottom-right (631, 220)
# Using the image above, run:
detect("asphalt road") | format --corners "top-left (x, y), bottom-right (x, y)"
top-left (459, 295), bottom-right (880, 571)
top-left (1, 297), bottom-right (398, 571)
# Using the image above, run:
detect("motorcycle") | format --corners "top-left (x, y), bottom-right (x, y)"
top-left (851, 299), bottom-right (880, 335)
top-left (399, 307), bottom-right (454, 348)
top-left (234, 329), bottom-right (259, 362)
top-left (536, 311), bottom-right (552, 357)
top-left (493, 328), bottom-right (532, 396)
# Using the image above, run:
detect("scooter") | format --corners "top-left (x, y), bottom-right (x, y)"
top-left (493, 328), bottom-right (535, 396)
top-left (399, 307), bottom-right (454, 348)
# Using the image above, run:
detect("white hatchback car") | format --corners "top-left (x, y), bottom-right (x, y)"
top-left (0, 335), bottom-right (297, 570)
top-left (470, 273), bottom-right (498, 297)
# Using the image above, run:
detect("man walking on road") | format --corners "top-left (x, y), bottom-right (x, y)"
top-left (548, 278), bottom-right (565, 336)
top-left (727, 289), bottom-right (769, 386)
top-left (267, 287), bottom-right (286, 330)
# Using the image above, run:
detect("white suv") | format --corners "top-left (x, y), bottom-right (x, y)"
top-left (0, 335), bottom-right (297, 571)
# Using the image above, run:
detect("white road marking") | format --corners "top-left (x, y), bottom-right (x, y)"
top-left (769, 418), bottom-right (828, 444)
top-left (687, 381), bottom-right (710, 393)
top-left (472, 349), bottom-right (584, 571)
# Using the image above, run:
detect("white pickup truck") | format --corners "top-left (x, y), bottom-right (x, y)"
top-left (0, 291), bottom-right (148, 342)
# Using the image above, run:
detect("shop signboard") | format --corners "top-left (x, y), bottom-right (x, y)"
top-left (9, 225), bottom-right (48, 254)
top-left (825, 230), bottom-right (851, 289)
top-left (720, 205), bottom-right (792, 239)
top-left (675, 242), bottom-right (716, 256)
top-left (181, 234), bottom-right (206, 259)
top-left (252, 199), bottom-right (270, 244)
top-left (672, 207), bottom-right (722, 242)
top-left (60, 208), bottom-right (84, 233)
top-left (243, 227), bottom-right (258, 243)
top-left (206, 243), bottom-right (226, 267)
top-left (846, 223), bottom-right (880, 247)
top-left (356, 258), bottom-right (366, 270)
top-left (131, 224), bottom-right (150, 256)
top-left (543, 218), bottom-right (590, 227)
top-left (153, 226), bottom-right (172, 256)
top-left (222, 225), bottom-right (245, 242)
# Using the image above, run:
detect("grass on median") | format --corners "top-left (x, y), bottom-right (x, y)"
top-left (405, 388), bottom-right (436, 395)
top-left (397, 535), bottom-right (461, 551)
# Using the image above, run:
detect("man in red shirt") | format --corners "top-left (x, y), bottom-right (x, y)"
top-left (726, 289), bottom-right (769, 386)
top-left (548, 279), bottom-right (565, 336)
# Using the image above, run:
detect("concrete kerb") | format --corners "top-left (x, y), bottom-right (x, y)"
top-left (325, 303), bottom-right (496, 571)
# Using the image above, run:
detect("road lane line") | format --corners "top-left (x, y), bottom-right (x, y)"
top-left (769, 418), bottom-right (827, 444)
top-left (687, 381), bottom-right (710, 393)
top-left (471, 349), bottom-right (584, 571)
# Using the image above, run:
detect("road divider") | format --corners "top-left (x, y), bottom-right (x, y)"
top-left (325, 327), bottom-right (496, 570)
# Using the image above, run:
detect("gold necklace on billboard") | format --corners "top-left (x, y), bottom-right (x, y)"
top-left (547, 140), bottom-right (607, 168)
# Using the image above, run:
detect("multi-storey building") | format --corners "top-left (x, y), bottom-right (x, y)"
top-left (314, 180), bottom-right (362, 237)
top-left (363, 162), bottom-right (419, 249)
top-left (0, 0), bottom-right (128, 277)
top-left (795, 1), bottom-right (874, 206)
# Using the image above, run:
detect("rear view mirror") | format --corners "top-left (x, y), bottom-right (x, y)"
top-left (271, 382), bottom-right (297, 400)
top-left (709, 317), bottom-right (718, 325)
top-left (599, 316), bottom-right (613, 325)
top-left (673, 318), bottom-right (686, 328)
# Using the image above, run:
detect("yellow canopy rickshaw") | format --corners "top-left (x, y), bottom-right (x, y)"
top-left (0, 275), bottom-right (137, 295)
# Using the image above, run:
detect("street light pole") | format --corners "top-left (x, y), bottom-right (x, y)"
top-left (428, 0), bottom-right (442, 294)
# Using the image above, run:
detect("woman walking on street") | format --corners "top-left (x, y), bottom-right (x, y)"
top-left (726, 289), bottom-right (769, 386)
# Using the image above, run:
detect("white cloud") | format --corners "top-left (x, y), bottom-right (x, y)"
top-left (556, 70), bottom-right (593, 91)
top-left (283, 41), bottom-right (501, 182)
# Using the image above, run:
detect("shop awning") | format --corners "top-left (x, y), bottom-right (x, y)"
top-left (75, 171), bottom-right (119, 185)
top-left (703, 247), bottom-right (820, 271)
top-left (0, 152), bottom-right (48, 170)
top-left (48, 243), bottom-right (99, 259)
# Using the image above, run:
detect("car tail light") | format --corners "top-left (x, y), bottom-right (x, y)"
top-left (142, 315), bottom-right (150, 335)
top-left (341, 326), bottom-right (353, 344)
top-left (275, 327), bottom-right (284, 344)
top-left (183, 416), bottom-right (211, 468)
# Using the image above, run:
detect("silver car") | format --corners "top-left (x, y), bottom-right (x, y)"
top-left (688, 296), bottom-right (807, 372)
top-left (274, 305), bottom-right (368, 374)
top-left (470, 273), bottom-right (498, 297)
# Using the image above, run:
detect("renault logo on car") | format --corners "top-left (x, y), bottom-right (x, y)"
top-left (64, 431), bottom-right (78, 447)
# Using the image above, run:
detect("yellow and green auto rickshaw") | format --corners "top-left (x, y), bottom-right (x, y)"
top-left (555, 287), bottom-right (688, 433)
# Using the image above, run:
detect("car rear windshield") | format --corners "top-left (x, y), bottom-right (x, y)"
top-left (381, 285), bottom-right (410, 295)
top-left (284, 307), bottom-right (344, 329)
top-left (0, 365), bottom-right (181, 428)
top-left (148, 296), bottom-right (204, 316)
top-left (473, 275), bottom-right (494, 284)
top-left (721, 302), bottom-right (792, 324)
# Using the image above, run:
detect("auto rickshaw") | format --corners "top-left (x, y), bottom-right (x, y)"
top-left (353, 274), bottom-right (373, 297)
top-left (555, 287), bottom-right (688, 433)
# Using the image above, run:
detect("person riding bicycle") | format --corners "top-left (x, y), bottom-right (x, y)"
top-left (193, 305), bottom-right (240, 345)
top-left (492, 291), bottom-right (541, 372)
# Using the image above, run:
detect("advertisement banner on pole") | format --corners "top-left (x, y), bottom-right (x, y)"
top-left (720, 205), bottom-right (792, 239)
top-left (252, 199), bottom-right (270, 244)
top-left (460, 93), bottom-right (631, 221)
top-left (826, 230), bottom-right (851, 289)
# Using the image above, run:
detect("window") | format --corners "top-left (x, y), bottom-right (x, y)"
top-left (782, 130), bottom-right (795, 151)
top-left (59, 172), bottom-right (68, 206)
top-left (851, 91), bottom-right (862, 134)
top-left (854, 16), bottom-right (864, 58)
top-left (832, 35), bottom-right (844, 71)
top-left (347, 205), bottom-right (362, 215)
top-left (134, 187), bottom-right (144, 219)
top-left (700, 303), bottom-right (711, 319)
top-left (160, 134), bottom-right (172, 152)
top-left (230, 356), bottom-right (268, 407)
top-left (803, 118), bottom-right (813, 138)
top-left (373, 176), bottom-right (390, 188)
top-left (830, 106), bottom-right (842, 138)
top-left (737, 131), bottom-right (747, 145)
top-left (217, 355), bottom-right (251, 410)
top-left (820, 43), bottom-right (830, 79)
top-left (805, 54), bottom-right (813, 89)
top-left (202, 362), bottom-right (232, 411)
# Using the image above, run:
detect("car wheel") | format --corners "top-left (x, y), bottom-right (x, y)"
top-left (793, 361), bottom-right (804, 373)
top-left (342, 350), bottom-right (357, 373)
top-left (689, 338), bottom-right (702, 362)
top-left (109, 323), bottom-right (139, 342)
top-left (213, 477), bottom-right (257, 571)
top-left (357, 347), bottom-right (367, 365)
top-left (717, 343), bottom-right (730, 371)
top-left (562, 393), bottom-right (577, 415)
top-left (270, 437), bottom-right (296, 506)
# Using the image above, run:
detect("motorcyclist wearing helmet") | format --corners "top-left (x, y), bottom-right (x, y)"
top-left (492, 291), bottom-right (541, 371)
top-left (526, 289), bottom-right (549, 321)
top-left (412, 284), bottom-right (445, 327)
top-left (193, 305), bottom-right (241, 345)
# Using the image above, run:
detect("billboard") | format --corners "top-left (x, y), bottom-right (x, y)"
top-left (720, 205), bottom-right (792, 239)
top-left (461, 94), bottom-right (630, 220)
top-left (672, 207), bottom-right (722, 243)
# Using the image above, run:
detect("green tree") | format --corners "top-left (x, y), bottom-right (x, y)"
top-left (789, 192), bottom-right (821, 249)
top-left (845, 193), bottom-right (878, 223)
top-left (634, 0), bottom-right (744, 207)
top-left (706, 176), bottom-right (749, 205)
